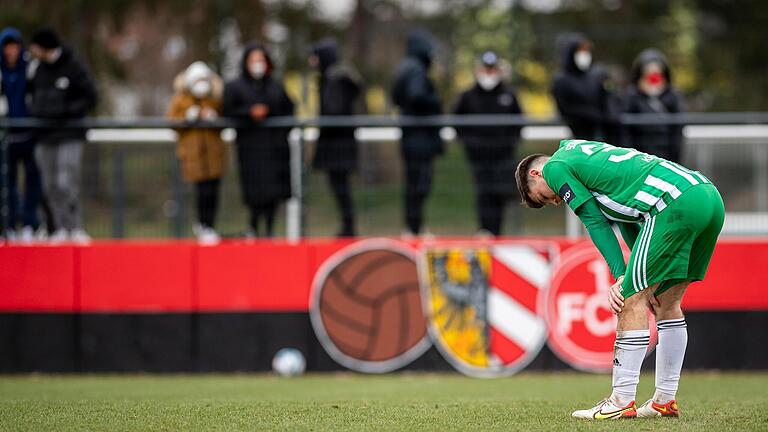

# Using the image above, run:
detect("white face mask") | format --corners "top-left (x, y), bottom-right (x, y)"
top-left (190, 81), bottom-right (212, 98)
top-left (477, 73), bottom-right (500, 91)
top-left (249, 62), bottom-right (267, 79)
top-left (574, 50), bottom-right (592, 71)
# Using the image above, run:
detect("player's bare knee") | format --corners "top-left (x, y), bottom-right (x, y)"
top-left (654, 300), bottom-right (684, 321)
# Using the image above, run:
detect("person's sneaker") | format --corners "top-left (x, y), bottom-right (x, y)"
top-left (70, 229), bottom-right (92, 245)
top-left (35, 227), bottom-right (49, 242)
top-left (49, 229), bottom-right (69, 244)
top-left (572, 398), bottom-right (637, 420)
top-left (197, 226), bottom-right (220, 245)
top-left (18, 226), bottom-right (36, 244)
top-left (636, 399), bottom-right (680, 418)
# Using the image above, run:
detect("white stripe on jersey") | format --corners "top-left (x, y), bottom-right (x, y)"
top-left (671, 162), bottom-right (711, 184)
top-left (633, 216), bottom-right (652, 292)
top-left (634, 190), bottom-right (661, 206)
top-left (644, 175), bottom-right (682, 198)
top-left (598, 208), bottom-right (639, 223)
top-left (655, 199), bottom-right (667, 212)
top-left (641, 216), bottom-right (656, 290)
top-left (660, 161), bottom-right (699, 185)
top-left (591, 192), bottom-right (648, 219)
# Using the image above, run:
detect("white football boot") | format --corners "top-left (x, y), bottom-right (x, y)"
top-left (571, 398), bottom-right (637, 420)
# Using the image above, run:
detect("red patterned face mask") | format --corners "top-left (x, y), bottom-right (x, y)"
top-left (646, 71), bottom-right (665, 85)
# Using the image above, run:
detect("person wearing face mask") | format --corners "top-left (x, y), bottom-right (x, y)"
top-left (167, 61), bottom-right (227, 244)
top-left (453, 51), bottom-right (523, 236)
top-left (222, 43), bottom-right (295, 238)
top-left (27, 28), bottom-right (97, 244)
top-left (309, 38), bottom-right (364, 238)
top-left (551, 33), bottom-right (604, 140)
top-left (624, 49), bottom-right (685, 162)
top-left (391, 29), bottom-right (444, 236)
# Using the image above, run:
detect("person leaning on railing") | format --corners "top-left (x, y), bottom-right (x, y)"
top-left (0, 27), bottom-right (44, 243)
top-left (27, 28), bottom-right (96, 244)
top-left (222, 42), bottom-right (295, 238)
top-left (391, 29), bottom-right (444, 237)
top-left (308, 38), bottom-right (364, 238)
top-left (453, 51), bottom-right (523, 237)
top-left (166, 61), bottom-right (227, 245)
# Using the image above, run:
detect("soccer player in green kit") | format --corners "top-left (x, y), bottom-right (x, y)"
top-left (516, 139), bottom-right (724, 420)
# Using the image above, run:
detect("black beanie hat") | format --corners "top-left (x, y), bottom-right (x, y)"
top-left (31, 28), bottom-right (61, 49)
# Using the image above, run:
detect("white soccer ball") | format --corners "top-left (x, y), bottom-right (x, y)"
top-left (272, 348), bottom-right (306, 377)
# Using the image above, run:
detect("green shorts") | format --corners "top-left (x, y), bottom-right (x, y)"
top-left (620, 183), bottom-right (725, 299)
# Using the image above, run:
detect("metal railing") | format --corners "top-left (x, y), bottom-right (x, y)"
top-left (2, 113), bottom-right (768, 240)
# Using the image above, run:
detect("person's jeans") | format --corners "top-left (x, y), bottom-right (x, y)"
top-left (35, 140), bottom-right (84, 231)
top-left (6, 140), bottom-right (43, 230)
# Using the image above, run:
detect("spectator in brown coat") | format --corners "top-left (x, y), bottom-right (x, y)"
top-left (167, 61), bottom-right (227, 244)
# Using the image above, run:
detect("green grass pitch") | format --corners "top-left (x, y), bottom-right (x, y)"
top-left (1, 372), bottom-right (767, 431)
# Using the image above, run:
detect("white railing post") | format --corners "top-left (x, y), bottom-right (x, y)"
top-left (286, 127), bottom-right (303, 243)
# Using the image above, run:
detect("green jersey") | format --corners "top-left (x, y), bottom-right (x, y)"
top-left (543, 139), bottom-right (712, 222)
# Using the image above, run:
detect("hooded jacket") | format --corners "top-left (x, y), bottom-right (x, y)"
top-left (391, 29), bottom-right (443, 160)
top-left (311, 38), bottom-right (363, 171)
top-left (624, 48), bottom-right (684, 162)
top-left (28, 45), bottom-right (97, 143)
top-left (0, 28), bottom-right (34, 142)
top-left (0, 28), bottom-right (29, 118)
top-left (166, 62), bottom-right (227, 183)
top-left (551, 33), bottom-right (603, 140)
top-left (222, 42), bottom-right (295, 206)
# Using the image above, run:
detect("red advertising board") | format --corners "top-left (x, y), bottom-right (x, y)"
top-left (0, 238), bottom-right (767, 313)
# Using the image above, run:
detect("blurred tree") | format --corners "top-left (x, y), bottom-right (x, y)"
top-left (1, 0), bottom-right (767, 114)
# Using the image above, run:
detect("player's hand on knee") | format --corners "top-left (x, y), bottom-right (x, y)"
top-left (608, 276), bottom-right (625, 314)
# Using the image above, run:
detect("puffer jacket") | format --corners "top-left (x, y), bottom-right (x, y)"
top-left (166, 64), bottom-right (227, 182)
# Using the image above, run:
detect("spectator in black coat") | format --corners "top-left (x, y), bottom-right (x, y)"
top-left (453, 51), bottom-right (522, 236)
top-left (309, 38), bottom-right (363, 237)
top-left (551, 33), bottom-right (604, 140)
top-left (222, 43), bottom-right (295, 237)
top-left (624, 49), bottom-right (685, 162)
top-left (28, 28), bottom-right (97, 244)
top-left (391, 29), bottom-right (444, 235)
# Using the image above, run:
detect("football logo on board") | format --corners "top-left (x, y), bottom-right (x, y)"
top-left (309, 239), bottom-right (432, 373)
top-left (421, 242), bottom-right (555, 377)
top-left (542, 242), bottom-right (657, 372)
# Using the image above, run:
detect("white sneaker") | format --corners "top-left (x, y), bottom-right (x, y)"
top-left (192, 223), bottom-right (203, 237)
top-left (197, 226), bottom-right (220, 245)
top-left (18, 226), bottom-right (36, 244)
top-left (49, 229), bottom-right (69, 244)
top-left (35, 228), bottom-right (49, 242)
top-left (571, 398), bottom-right (637, 420)
top-left (70, 229), bottom-right (92, 245)
top-left (636, 399), bottom-right (680, 418)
